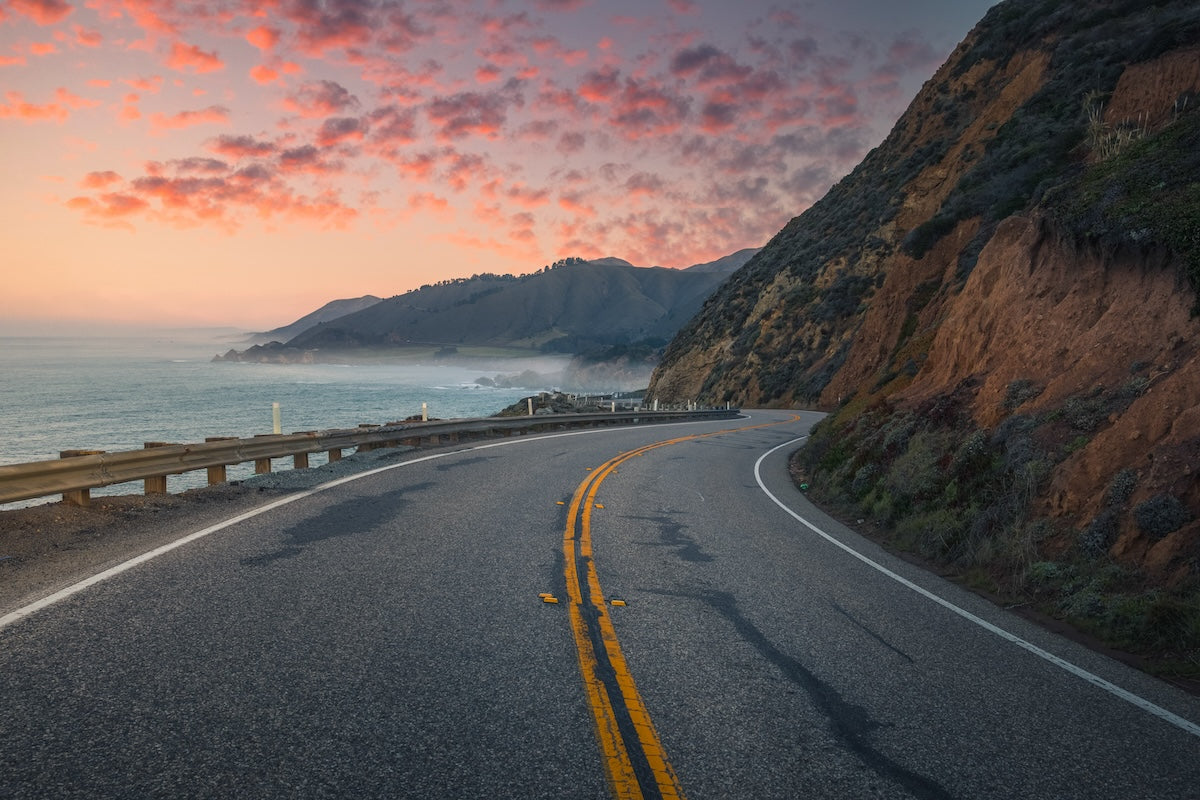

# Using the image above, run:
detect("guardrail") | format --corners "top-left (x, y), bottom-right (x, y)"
top-left (0, 409), bottom-right (739, 507)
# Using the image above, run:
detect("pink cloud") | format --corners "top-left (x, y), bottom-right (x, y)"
top-left (624, 172), bottom-right (665, 198)
top-left (558, 192), bottom-right (595, 217)
top-left (578, 66), bottom-right (620, 102)
top-left (365, 105), bottom-right (417, 153)
top-left (393, 150), bottom-right (439, 182)
top-left (9, 0), bottom-right (72, 25)
top-left (426, 91), bottom-right (510, 142)
top-left (529, 35), bottom-right (587, 67)
top-left (609, 79), bottom-right (691, 139)
top-left (315, 116), bottom-right (366, 147)
top-left (80, 170), bottom-right (122, 188)
top-left (277, 144), bottom-right (344, 176)
top-left (408, 192), bottom-right (452, 217)
top-left (29, 41), bottom-right (58, 56)
top-left (149, 105), bottom-right (230, 133)
top-left (207, 134), bottom-right (278, 159)
top-left (167, 41), bottom-right (224, 74)
top-left (118, 92), bottom-right (141, 122)
top-left (475, 64), bottom-right (502, 84)
top-left (0, 88), bottom-right (97, 123)
top-left (245, 25), bottom-right (280, 52)
top-left (73, 25), bottom-right (103, 47)
top-left (284, 80), bottom-right (359, 118)
top-left (286, 0), bottom-right (375, 57)
top-left (250, 64), bottom-right (281, 85)
top-left (0, 55), bottom-right (28, 67)
top-left (443, 150), bottom-right (492, 191)
top-left (169, 157), bottom-right (229, 174)
top-left (557, 131), bottom-right (586, 155)
top-left (670, 43), bottom-right (751, 85)
top-left (67, 192), bottom-right (149, 219)
top-left (122, 75), bottom-right (163, 93)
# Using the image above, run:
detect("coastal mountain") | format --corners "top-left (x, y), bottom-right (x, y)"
top-left (243, 295), bottom-right (383, 345)
top-left (648, 0), bottom-right (1200, 674)
top-left (217, 252), bottom-right (755, 363)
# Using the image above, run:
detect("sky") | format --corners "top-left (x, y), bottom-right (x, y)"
top-left (0, 0), bottom-right (997, 332)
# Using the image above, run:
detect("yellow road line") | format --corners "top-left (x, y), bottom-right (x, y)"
top-left (563, 415), bottom-right (802, 799)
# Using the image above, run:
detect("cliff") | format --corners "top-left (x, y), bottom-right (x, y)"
top-left (648, 0), bottom-right (1200, 678)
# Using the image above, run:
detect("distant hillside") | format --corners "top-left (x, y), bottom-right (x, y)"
top-left (244, 295), bottom-right (383, 344)
top-left (648, 0), bottom-right (1200, 677)
top-left (684, 248), bottom-right (758, 274)
top-left (217, 254), bottom-right (751, 363)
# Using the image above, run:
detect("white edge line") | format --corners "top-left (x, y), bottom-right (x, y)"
top-left (0, 417), bottom-right (731, 633)
top-left (754, 436), bottom-right (1200, 739)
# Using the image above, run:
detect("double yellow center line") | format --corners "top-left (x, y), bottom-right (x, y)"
top-left (561, 416), bottom-right (801, 799)
top-left (563, 437), bottom-right (688, 800)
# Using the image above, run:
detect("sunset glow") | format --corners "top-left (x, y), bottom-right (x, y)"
top-left (1, 0), bottom-right (994, 330)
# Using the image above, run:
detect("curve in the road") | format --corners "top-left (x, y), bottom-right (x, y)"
top-left (754, 437), bottom-right (1200, 740)
top-left (562, 415), bottom-right (804, 800)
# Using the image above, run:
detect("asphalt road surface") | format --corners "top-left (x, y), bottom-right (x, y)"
top-left (1, 410), bottom-right (1197, 799)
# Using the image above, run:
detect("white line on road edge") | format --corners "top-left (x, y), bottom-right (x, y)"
top-left (754, 436), bottom-right (1200, 739)
top-left (0, 417), bottom-right (733, 633)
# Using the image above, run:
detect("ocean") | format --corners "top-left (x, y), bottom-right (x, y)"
top-left (0, 333), bottom-right (565, 508)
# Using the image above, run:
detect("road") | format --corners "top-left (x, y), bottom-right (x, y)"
top-left (1, 410), bottom-right (1197, 799)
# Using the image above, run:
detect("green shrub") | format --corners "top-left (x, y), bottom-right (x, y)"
top-left (1105, 468), bottom-right (1137, 507)
top-left (1004, 379), bottom-right (1043, 410)
top-left (1079, 509), bottom-right (1118, 556)
top-left (1133, 494), bottom-right (1193, 539)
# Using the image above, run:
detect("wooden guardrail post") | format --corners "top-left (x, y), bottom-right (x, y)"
top-left (142, 442), bottom-right (176, 495)
top-left (292, 432), bottom-right (315, 469)
top-left (204, 437), bottom-right (237, 484)
top-left (252, 435), bottom-right (273, 474)
top-left (59, 449), bottom-right (105, 506)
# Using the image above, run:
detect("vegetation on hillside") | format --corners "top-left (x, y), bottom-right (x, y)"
top-left (796, 373), bottom-right (1200, 681)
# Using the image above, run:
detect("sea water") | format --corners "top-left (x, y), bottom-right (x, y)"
top-left (0, 333), bottom-right (562, 508)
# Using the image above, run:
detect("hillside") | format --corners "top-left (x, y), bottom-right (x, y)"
top-left (244, 295), bottom-right (383, 345)
top-left (647, 0), bottom-right (1200, 679)
top-left (218, 252), bottom-right (754, 363)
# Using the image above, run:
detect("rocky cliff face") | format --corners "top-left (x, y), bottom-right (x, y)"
top-left (648, 0), bottom-right (1200, 675)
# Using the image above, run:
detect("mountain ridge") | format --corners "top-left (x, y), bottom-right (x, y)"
top-left (216, 251), bottom-right (757, 364)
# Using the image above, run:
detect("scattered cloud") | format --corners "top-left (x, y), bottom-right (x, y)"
top-left (166, 41), bottom-right (224, 74)
top-left (284, 80), bottom-right (359, 118)
top-left (149, 105), bottom-right (230, 134)
top-left (9, 0), bottom-right (73, 26)
top-left (0, 87), bottom-right (98, 123)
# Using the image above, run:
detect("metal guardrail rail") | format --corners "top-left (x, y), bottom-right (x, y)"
top-left (0, 409), bottom-right (739, 507)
